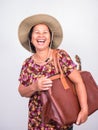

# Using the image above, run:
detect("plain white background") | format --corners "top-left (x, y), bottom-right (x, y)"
top-left (0, 0), bottom-right (98, 130)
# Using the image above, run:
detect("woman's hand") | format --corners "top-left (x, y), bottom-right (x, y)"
top-left (18, 76), bottom-right (52, 97)
top-left (76, 108), bottom-right (88, 125)
top-left (36, 76), bottom-right (53, 91)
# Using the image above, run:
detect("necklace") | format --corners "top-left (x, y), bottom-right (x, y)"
top-left (33, 48), bottom-right (51, 63)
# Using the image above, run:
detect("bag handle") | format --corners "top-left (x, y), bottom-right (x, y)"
top-left (52, 49), bottom-right (69, 89)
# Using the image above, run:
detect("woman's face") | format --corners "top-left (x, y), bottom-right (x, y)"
top-left (31, 24), bottom-right (51, 51)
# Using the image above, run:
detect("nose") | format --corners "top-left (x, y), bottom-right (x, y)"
top-left (38, 32), bottom-right (45, 37)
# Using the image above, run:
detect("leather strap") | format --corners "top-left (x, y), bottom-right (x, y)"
top-left (52, 49), bottom-right (69, 89)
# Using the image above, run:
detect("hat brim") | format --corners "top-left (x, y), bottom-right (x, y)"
top-left (18, 14), bottom-right (63, 52)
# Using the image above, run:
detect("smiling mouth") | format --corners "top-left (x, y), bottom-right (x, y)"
top-left (37, 39), bottom-right (45, 45)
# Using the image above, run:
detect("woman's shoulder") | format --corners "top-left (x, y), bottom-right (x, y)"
top-left (56, 48), bottom-right (69, 56)
top-left (22, 55), bottom-right (33, 67)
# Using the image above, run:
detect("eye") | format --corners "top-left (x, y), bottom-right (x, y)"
top-left (33, 30), bottom-right (40, 34)
top-left (43, 31), bottom-right (49, 34)
top-left (35, 31), bottom-right (39, 33)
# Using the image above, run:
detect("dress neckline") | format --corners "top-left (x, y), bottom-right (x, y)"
top-left (31, 49), bottom-right (55, 66)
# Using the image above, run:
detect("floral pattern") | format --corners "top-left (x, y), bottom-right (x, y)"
top-left (19, 49), bottom-right (76, 130)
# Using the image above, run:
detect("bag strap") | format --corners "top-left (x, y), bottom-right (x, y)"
top-left (52, 49), bottom-right (59, 73)
top-left (52, 49), bottom-right (69, 89)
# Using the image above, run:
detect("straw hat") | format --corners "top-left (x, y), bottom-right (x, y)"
top-left (18, 14), bottom-right (63, 52)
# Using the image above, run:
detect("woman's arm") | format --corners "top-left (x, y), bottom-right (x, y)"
top-left (18, 83), bottom-right (37, 98)
top-left (68, 68), bottom-right (88, 125)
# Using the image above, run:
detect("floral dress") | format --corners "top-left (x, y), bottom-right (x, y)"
top-left (19, 49), bottom-right (76, 130)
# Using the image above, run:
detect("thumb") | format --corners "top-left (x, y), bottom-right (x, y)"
top-left (76, 114), bottom-right (81, 125)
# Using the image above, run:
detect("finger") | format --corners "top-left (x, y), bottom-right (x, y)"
top-left (43, 82), bottom-right (52, 86)
top-left (42, 85), bottom-right (52, 90)
top-left (42, 84), bottom-right (52, 88)
top-left (76, 114), bottom-right (81, 125)
top-left (43, 80), bottom-right (52, 85)
top-left (44, 78), bottom-right (52, 82)
top-left (42, 87), bottom-right (50, 90)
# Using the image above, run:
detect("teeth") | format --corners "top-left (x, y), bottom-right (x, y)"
top-left (37, 40), bottom-right (45, 42)
top-left (37, 39), bottom-right (45, 44)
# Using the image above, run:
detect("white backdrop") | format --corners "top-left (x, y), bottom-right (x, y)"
top-left (0, 0), bottom-right (98, 130)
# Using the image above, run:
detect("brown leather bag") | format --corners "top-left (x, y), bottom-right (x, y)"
top-left (41, 50), bottom-right (98, 126)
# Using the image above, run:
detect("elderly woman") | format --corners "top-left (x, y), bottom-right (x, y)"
top-left (18, 14), bottom-right (88, 130)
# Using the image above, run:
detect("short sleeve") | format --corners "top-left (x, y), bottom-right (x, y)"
top-left (18, 58), bottom-right (31, 86)
top-left (58, 49), bottom-right (77, 76)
